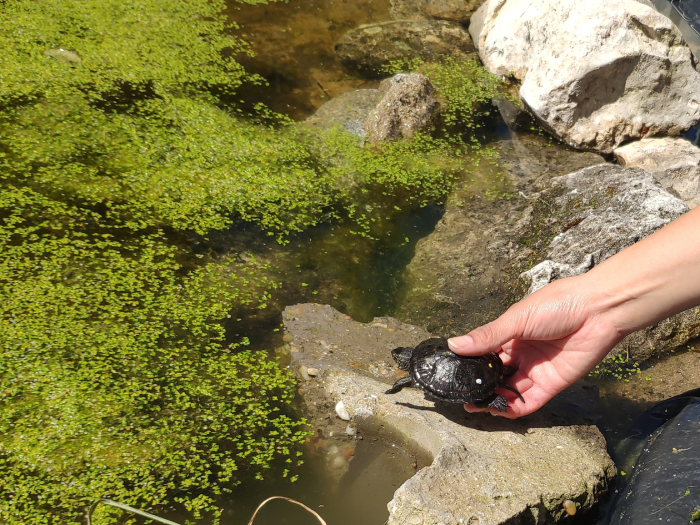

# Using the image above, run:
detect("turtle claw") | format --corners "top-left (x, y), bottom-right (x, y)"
top-left (473, 394), bottom-right (508, 411)
top-left (488, 395), bottom-right (509, 412)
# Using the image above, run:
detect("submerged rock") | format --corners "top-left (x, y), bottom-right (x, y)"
top-left (285, 303), bottom-right (615, 525)
top-left (389, 0), bottom-right (482, 23)
top-left (305, 89), bottom-right (384, 138)
top-left (335, 20), bottom-right (475, 76)
top-left (470, 0), bottom-right (700, 153)
top-left (614, 137), bottom-right (700, 208)
top-left (365, 73), bottom-right (439, 142)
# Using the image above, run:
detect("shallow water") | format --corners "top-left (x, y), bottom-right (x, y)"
top-left (200, 2), bottom-right (700, 524)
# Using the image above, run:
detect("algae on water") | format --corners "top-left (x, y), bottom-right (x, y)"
top-left (0, 0), bottom-right (506, 523)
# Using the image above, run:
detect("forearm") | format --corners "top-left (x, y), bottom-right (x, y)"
top-left (583, 205), bottom-right (700, 336)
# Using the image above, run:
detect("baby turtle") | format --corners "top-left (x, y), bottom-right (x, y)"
top-left (385, 337), bottom-right (525, 411)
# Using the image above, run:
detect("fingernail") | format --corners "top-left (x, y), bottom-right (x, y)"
top-left (448, 335), bottom-right (473, 351)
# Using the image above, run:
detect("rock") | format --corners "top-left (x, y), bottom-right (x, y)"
top-left (389, 0), bottom-right (482, 23)
top-left (44, 48), bottom-right (81, 65)
top-left (285, 303), bottom-right (615, 525)
top-left (516, 164), bottom-right (700, 359)
top-left (346, 424), bottom-right (356, 436)
top-left (469, 0), bottom-right (700, 153)
top-left (395, 133), bottom-right (604, 336)
top-left (331, 456), bottom-right (348, 469)
top-left (562, 500), bottom-right (577, 516)
top-left (614, 137), bottom-right (700, 208)
top-left (306, 367), bottom-right (319, 376)
top-left (335, 20), bottom-right (475, 76)
top-left (282, 333), bottom-right (294, 343)
top-left (364, 73), bottom-right (439, 142)
top-left (299, 365), bottom-right (311, 381)
top-left (305, 89), bottom-right (384, 138)
top-left (521, 164), bottom-right (688, 294)
top-left (335, 400), bottom-right (351, 420)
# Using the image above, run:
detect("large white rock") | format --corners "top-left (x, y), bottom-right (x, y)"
top-left (470, 0), bottom-right (700, 153)
top-left (614, 137), bottom-right (700, 208)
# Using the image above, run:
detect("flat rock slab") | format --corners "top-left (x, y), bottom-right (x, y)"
top-left (389, 0), bottom-right (482, 23)
top-left (614, 137), bottom-right (700, 208)
top-left (335, 20), bottom-right (475, 76)
top-left (284, 303), bottom-right (615, 525)
top-left (470, 0), bottom-right (700, 153)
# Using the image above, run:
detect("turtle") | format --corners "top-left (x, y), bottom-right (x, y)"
top-left (385, 337), bottom-right (525, 411)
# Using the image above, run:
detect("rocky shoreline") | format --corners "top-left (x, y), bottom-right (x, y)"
top-left (292, 0), bottom-right (700, 522)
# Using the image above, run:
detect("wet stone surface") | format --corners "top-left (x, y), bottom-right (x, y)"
top-left (283, 303), bottom-right (616, 525)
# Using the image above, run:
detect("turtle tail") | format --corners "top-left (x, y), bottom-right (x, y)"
top-left (500, 382), bottom-right (525, 404)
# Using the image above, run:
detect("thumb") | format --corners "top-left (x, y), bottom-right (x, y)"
top-left (448, 316), bottom-right (519, 356)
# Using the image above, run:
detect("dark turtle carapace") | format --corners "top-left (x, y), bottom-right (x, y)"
top-left (385, 337), bottom-right (525, 411)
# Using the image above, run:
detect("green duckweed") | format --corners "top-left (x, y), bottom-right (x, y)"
top-left (0, 0), bottom-right (508, 523)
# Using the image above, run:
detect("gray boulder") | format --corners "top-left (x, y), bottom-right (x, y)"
top-left (518, 164), bottom-right (700, 359)
top-left (395, 133), bottom-right (604, 336)
top-left (335, 20), bottom-right (475, 76)
top-left (614, 137), bottom-right (700, 208)
top-left (365, 73), bottom-right (439, 142)
top-left (284, 303), bottom-right (615, 525)
top-left (389, 0), bottom-right (482, 23)
top-left (521, 164), bottom-right (688, 294)
top-left (469, 0), bottom-right (700, 153)
top-left (305, 89), bottom-right (384, 138)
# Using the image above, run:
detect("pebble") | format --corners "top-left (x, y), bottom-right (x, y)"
top-left (290, 345), bottom-right (301, 353)
top-left (346, 424), bottom-right (356, 436)
top-left (328, 445), bottom-right (339, 454)
top-left (282, 334), bottom-right (294, 343)
top-left (562, 500), bottom-right (576, 516)
top-left (298, 366), bottom-right (310, 381)
top-left (335, 400), bottom-right (351, 420)
top-left (306, 367), bottom-right (319, 376)
top-left (331, 456), bottom-right (347, 469)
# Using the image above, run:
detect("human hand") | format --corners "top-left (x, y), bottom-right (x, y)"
top-left (447, 275), bottom-right (624, 418)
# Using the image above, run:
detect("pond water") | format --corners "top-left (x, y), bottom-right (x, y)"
top-left (98, 0), bottom-right (697, 522)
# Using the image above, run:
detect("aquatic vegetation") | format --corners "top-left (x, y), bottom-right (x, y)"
top-left (588, 353), bottom-right (642, 381)
top-left (0, 0), bottom-right (512, 523)
top-left (383, 56), bottom-right (508, 131)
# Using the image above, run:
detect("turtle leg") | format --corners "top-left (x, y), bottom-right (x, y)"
top-left (385, 375), bottom-right (414, 395)
top-left (473, 394), bottom-right (508, 412)
top-left (499, 382), bottom-right (525, 404)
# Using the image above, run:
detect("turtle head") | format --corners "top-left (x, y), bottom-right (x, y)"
top-left (391, 346), bottom-right (414, 371)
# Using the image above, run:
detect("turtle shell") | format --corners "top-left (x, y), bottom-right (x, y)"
top-left (409, 337), bottom-right (504, 404)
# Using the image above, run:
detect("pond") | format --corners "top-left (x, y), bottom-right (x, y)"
top-left (2, 0), bottom-right (695, 524)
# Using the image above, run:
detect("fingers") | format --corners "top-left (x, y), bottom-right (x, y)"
top-left (448, 313), bottom-right (523, 356)
top-left (464, 380), bottom-right (553, 419)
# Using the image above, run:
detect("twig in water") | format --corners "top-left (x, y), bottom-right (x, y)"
top-left (86, 495), bottom-right (327, 525)
top-left (316, 81), bottom-right (330, 98)
top-left (247, 496), bottom-right (327, 525)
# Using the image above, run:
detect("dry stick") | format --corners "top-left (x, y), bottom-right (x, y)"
top-left (87, 499), bottom-right (181, 525)
top-left (247, 496), bottom-right (327, 525)
top-left (87, 496), bottom-right (327, 525)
